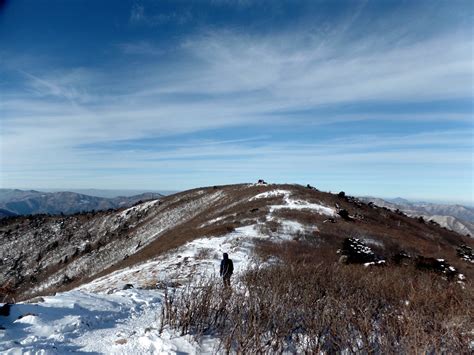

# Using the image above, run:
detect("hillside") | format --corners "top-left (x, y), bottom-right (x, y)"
top-left (1, 183), bottom-right (472, 301)
top-left (361, 197), bottom-right (474, 237)
top-left (1, 183), bottom-right (473, 353)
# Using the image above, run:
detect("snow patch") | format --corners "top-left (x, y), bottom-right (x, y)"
top-left (270, 219), bottom-right (318, 240)
top-left (0, 224), bottom-right (276, 353)
top-left (78, 224), bottom-right (265, 293)
top-left (0, 289), bottom-right (213, 354)
top-left (269, 192), bottom-right (336, 217)
top-left (250, 190), bottom-right (291, 201)
top-left (118, 199), bottom-right (161, 219)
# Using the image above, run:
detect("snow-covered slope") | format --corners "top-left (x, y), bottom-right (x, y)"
top-left (1, 183), bottom-right (474, 354)
top-left (0, 204), bottom-right (322, 354)
top-left (2, 183), bottom-right (472, 303)
top-left (1, 184), bottom-right (339, 301)
top-left (1, 226), bottom-right (264, 354)
top-left (0, 288), bottom-right (208, 354)
top-left (423, 215), bottom-right (474, 237)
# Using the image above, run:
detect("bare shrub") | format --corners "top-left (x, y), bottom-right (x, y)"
top-left (194, 248), bottom-right (212, 260)
top-left (160, 241), bottom-right (473, 353)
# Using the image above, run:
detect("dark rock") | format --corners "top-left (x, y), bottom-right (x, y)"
top-left (456, 245), bottom-right (473, 263)
top-left (122, 284), bottom-right (134, 290)
top-left (338, 209), bottom-right (354, 221)
top-left (393, 251), bottom-right (411, 265)
top-left (82, 243), bottom-right (92, 254)
top-left (61, 275), bottom-right (72, 285)
top-left (415, 256), bottom-right (462, 281)
top-left (339, 238), bottom-right (383, 264)
top-left (47, 240), bottom-right (59, 251)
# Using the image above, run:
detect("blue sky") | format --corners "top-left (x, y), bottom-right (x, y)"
top-left (0, 0), bottom-right (473, 203)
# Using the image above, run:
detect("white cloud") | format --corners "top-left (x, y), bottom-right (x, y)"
top-left (129, 3), bottom-right (191, 26)
top-left (117, 41), bottom-right (166, 56)
top-left (1, 21), bottom-right (473, 196)
top-left (175, 30), bottom-right (473, 106)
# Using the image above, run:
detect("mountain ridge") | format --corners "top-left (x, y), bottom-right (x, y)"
top-left (361, 196), bottom-right (474, 237)
top-left (1, 183), bottom-right (473, 302)
top-left (0, 189), bottom-right (164, 217)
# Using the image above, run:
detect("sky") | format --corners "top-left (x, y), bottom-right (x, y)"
top-left (0, 0), bottom-right (473, 203)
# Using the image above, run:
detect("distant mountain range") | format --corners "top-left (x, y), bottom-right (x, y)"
top-left (360, 197), bottom-right (474, 237)
top-left (0, 189), bottom-right (164, 217)
top-left (38, 188), bottom-right (177, 199)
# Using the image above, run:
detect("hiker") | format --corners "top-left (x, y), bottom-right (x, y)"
top-left (220, 253), bottom-right (234, 287)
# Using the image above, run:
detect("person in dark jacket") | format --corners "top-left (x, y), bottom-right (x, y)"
top-left (220, 253), bottom-right (234, 287)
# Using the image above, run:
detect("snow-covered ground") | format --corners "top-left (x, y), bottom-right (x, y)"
top-left (0, 225), bottom-right (268, 354)
top-left (252, 189), bottom-right (336, 217)
top-left (0, 289), bottom-right (214, 354)
top-left (0, 188), bottom-right (337, 354)
top-left (79, 224), bottom-right (266, 293)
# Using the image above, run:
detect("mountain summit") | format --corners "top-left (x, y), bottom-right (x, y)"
top-left (1, 183), bottom-right (472, 302)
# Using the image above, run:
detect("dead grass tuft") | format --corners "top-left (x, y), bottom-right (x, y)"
top-left (160, 241), bottom-right (473, 353)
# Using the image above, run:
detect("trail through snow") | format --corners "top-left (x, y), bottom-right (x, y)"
top-left (0, 225), bottom-right (266, 354)
top-left (0, 289), bottom-right (210, 354)
top-left (0, 188), bottom-right (336, 354)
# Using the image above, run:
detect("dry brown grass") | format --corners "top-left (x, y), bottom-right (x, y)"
top-left (4, 183), bottom-right (473, 300)
top-left (194, 248), bottom-right (213, 260)
top-left (160, 240), bottom-right (474, 353)
top-left (0, 280), bottom-right (16, 303)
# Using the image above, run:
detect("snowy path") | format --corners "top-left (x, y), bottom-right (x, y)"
top-left (0, 188), bottom-right (335, 354)
top-left (0, 225), bottom-right (265, 354)
top-left (0, 289), bottom-right (210, 354)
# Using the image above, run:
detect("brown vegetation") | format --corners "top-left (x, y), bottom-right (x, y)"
top-left (2, 183), bottom-right (473, 301)
top-left (160, 241), bottom-right (473, 353)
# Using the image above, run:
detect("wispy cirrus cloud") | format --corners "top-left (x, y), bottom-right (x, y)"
top-left (1, 0), bottom-right (472, 201)
top-left (116, 41), bottom-right (166, 56)
top-left (130, 2), bottom-right (191, 27)
top-left (3, 126), bottom-right (471, 201)
top-left (175, 30), bottom-right (472, 104)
